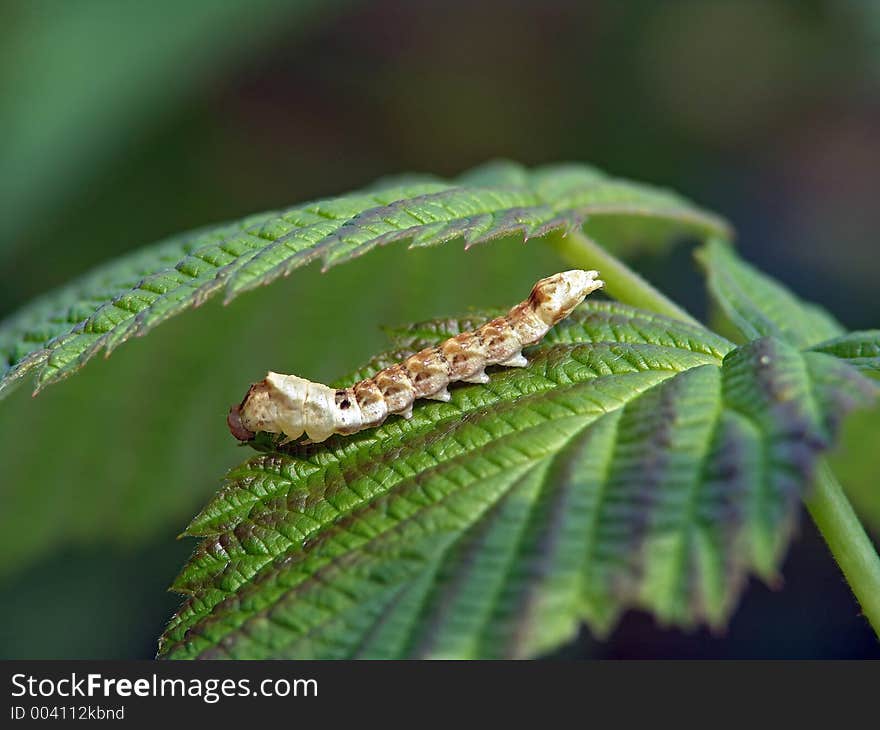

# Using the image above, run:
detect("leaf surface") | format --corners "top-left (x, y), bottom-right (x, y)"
top-left (810, 331), bottom-right (880, 373)
top-left (697, 238), bottom-right (844, 348)
top-left (158, 302), bottom-right (875, 659)
top-left (699, 238), bottom-right (880, 537)
top-left (0, 162), bottom-right (728, 398)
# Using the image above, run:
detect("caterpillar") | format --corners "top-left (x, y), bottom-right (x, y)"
top-left (227, 269), bottom-right (604, 444)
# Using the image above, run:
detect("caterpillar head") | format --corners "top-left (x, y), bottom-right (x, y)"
top-left (528, 269), bottom-right (603, 325)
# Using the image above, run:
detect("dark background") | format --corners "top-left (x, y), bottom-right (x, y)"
top-left (1, 0), bottom-right (878, 659)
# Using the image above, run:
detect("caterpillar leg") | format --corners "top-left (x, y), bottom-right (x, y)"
top-left (462, 370), bottom-right (489, 384)
top-left (425, 387), bottom-right (451, 402)
top-left (499, 352), bottom-right (528, 367)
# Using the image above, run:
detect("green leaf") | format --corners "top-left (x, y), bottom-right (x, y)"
top-left (830, 402), bottom-right (880, 534)
top-left (810, 331), bottom-right (880, 373)
top-left (0, 243), bottom-right (562, 581)
top-left (696, 238), bottom-right (844, 347)
top-left (0, 162), bottom-right (729, 400)
top-left (697, 239), bottom-right (880, 558)
top-left (158, 302), bottom-right (875, 659)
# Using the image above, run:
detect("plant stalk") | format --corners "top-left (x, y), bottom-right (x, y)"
top-left (550, 227), bottom-right (880, 638)
top-left (805, 464), bottom-right (880, 636)
top-left (547, 229), bottom-right (701, 326)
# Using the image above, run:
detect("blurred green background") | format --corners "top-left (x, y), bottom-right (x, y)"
top-left (1, 0), bottom-right (878, 659)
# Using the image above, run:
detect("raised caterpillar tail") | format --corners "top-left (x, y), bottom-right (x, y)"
top-left (229, 269), bottom-right (603, 444)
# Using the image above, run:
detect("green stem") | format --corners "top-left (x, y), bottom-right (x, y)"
top-left (549, 228), bottom-right (880, 638)
top-left (805, 464), bottom-right (880, 636)
top-left (547, 229), bottom-right (701, 326)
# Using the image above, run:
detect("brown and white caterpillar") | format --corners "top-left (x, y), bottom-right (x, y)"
top-left (227, 269), bottom-right (604, 444)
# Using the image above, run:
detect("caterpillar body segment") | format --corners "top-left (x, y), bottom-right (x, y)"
top-left (227, 269), bottom-right (604, 444)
